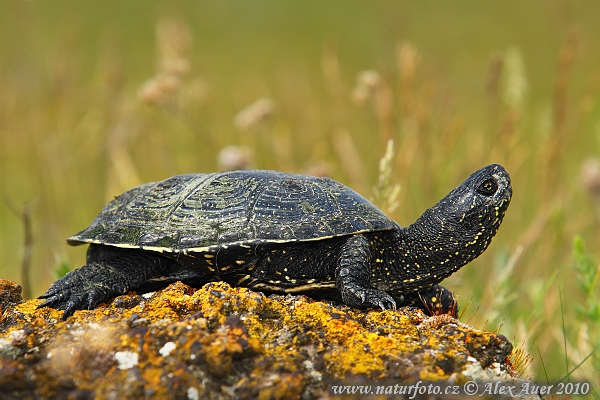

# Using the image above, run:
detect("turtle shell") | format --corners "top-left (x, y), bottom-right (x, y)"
top-left (67, 170), bottom-right (398, 253)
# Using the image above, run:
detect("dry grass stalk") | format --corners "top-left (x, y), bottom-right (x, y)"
top-left (373, 78), bottom-right (395, 145)
top-left (502, 47), bottom-right (528, 110)
top-left (331, 129), bottom-right (368, 191)
top-left (321, 41), bottom-right (349, 125)
top-left (139, 18), bottom-right (192, 106)
top-left (372, 139), bottom-right (401, 214)
top-left (485, 52), bottom-right (504, 131)
top-left (494, 47), bottom-right (528, 150)
top-left (351, 70), bottom-right (395, 143)
top-left (397, 41), bottom-right (419, 115)
top-left (543, 32), bottom-right (580, 190)
top-left (351, 70), bottom-right (381, 105)
top-left (552, 32), bottom-right (579, 139)
top-left (233, 98), bottom-right (275, 133)
top-left (105, 112), bottom-right (143, 198)
top-left (321, 41), bottom-right (347, 103)
top-left (5, 200), bottom-right (35, 300)
top-left (482, 245), bottom-right (523, 327)
top-left (157, 18), bottom-right (192, 66)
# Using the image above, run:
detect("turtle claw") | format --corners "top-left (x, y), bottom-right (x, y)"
top-left (364, 290), bottom-right (397, 311)
top-left (37, 295), bottom-right (61, 310)
top-left (37, 287), bottom-right (85, 320)
top-left (38, 281), bottom-right (65, 300)
top-left (37, 288), bottom-right (71, 309)
top-left (63, 300), bottom-right (79, 320)
top-left (37, 265), bottom-right (116, 320)
top-left (341, 286), bottom-right (397, 311)
top-left (87, 293), bottom-right (97, 310)
top-left (40, 290), bottom-right (103, 320)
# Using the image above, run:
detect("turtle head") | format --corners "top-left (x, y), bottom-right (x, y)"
top-left (407, 164), bottom-right (512, 271)
top-left (441, 163), bottom-right (511, 237)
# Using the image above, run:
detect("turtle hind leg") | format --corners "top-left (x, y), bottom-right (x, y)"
top-left (38, 244), bottom-right (176, 320)
top-left (401, 285), bottom-right (458, 317)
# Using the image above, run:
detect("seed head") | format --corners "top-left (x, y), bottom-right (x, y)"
top-left (218, 146), bottom-right (253, 170)
top-left (234, 98), bottom-right (275, 133)
top-left (139, 74), bottom-right (182, 105)
top-left (351, 70), bottom-right (381, 105)
top-left (580, 158), bottom-right (600, 199)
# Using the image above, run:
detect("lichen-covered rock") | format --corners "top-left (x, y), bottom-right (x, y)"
top-left (0, 279), bottom-right (535, 399)
top-left (0, 280), bottom-right (23, 333)
top-left (0, 280), bottom-right (22, 307)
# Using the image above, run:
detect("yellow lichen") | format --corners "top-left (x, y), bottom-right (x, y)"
top-left (0, 279), bottom-right (521, 398)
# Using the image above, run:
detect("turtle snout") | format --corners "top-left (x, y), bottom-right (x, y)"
top-left (490, 165), bottom-right (511, 200)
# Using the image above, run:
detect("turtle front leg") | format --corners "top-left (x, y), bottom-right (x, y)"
top-left (336, 235), bottom-right (397, 310)
top-left (38, 245), bottom-right (175, 320)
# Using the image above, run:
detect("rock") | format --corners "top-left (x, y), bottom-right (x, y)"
top-left (0, 280), bottom-right (22, 308)
top-left (0, 279), bottom-right (538, 399)
top-left (0, 280), bottom-right (23, 332)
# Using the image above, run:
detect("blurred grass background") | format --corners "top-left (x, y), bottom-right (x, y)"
top-left (1, 0), bottom-right (600, 388)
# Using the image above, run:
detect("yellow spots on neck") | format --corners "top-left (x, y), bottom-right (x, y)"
top-left (465, 230), bottom-right (484, 246)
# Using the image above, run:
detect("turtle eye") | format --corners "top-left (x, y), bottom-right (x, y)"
top-left (476, 178), bottom-right (498, 196)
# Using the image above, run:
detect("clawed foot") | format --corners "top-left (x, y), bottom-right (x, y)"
top-left (341, 286), bottom-right (397, 310)
top-left (38, 286), bottom-right (108, 320)
top-left (38, 266), bottom-right (123, 320)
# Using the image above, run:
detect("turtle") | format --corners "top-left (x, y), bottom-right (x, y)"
top-left (39, 164), bottom-right (512, 320)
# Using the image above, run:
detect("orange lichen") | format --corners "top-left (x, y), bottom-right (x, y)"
top-left (0, 279), bottom-right (525, 398)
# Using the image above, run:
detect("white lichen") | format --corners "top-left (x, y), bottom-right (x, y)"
top-left (187, 387), bottom-right (199, 400)
top-left (115, 351), bottom-right (139, 370)
top-left (0, 338), bottom-right (19, 358)
top-left (303, 360), bottom-right (322, 382)
top-left (463, 358), bottom-right (510, 381)
top-left (9, 329), bottom-right (26, 342)
top-left (159, 341), bottom-right (176, 357)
